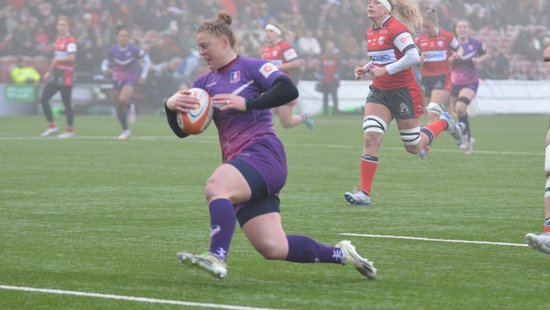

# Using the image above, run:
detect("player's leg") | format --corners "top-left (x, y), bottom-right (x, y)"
top-left (39, 83), bottom-right (60, 137)
top-left (116, 83), bottom-right (134, 139)
top-left (526, 124), bottom-right (550, 254)
top-left (344, 99), bottom-right (392, 206)
top-left (177, 162), bottom-right (250, 278)
top-left (276, 100), bottom-right (313, 129)
top-left (240, 204), bottom-right (377, 279)
top-left (57, 85), bottom-right (75, 138)
top-left (455, 87), bottom-right (476, 154)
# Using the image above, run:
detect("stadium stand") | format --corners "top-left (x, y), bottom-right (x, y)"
top-left (0, 0), bottom-right (549, 86)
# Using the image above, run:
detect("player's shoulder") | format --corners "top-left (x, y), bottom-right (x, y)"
top-left (277, 40), bottom-right (294, 49)
top-left (439, 28), bottom-right (454, 39)
top-left (65, 35), bottom-right (77, 43)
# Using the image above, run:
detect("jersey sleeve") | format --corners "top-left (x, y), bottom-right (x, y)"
top-left (249, 58), bottom-right (285, 91)
top-left (279, 41), bottom-right (299, 62)
top-left (67, 37), bottom-right (77, 53)
top-left (391, 25), bottom-right (416, 55)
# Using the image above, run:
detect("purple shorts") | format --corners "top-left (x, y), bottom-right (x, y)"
top-left (229, 136), bottom-right (287, 225)
top-left (231, 136), bottom-right (287, 197)
top-left (451, 81), bottom-right (479, 97)
top-left (113, 79), bottom-right (137, 90)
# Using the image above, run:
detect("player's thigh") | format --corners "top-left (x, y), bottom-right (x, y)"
top-left (430, 89), bottom-right (450, 106)
top-left (118, 84), bottom-right (134, 103)
top-left (207, 163), bottom-right (252, 204)
top-left (276, 102), bottom-right (295, 119)
top-left (242, 212), bottom-right (288, 259)
top-left (458, 87), bottom-right (476, 101)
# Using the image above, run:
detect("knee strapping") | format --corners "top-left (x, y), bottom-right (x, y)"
top-left (400, 126), bottom-right (421, 145)
top-left (363, 115), bottom-right (387, 133)
top-left (546, 177), bottom-right (550, 198)
top-left (427, 102), bottom-right (443, 115)
top-left (458, 96), bottom-right (471, 105)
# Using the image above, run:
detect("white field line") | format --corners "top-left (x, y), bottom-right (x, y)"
top-left (340, 233), bottom-right (528, 247)
top-left (0, 135), bottom-right (542, 157)
top-left (0, 285), bottom-right (284, 310)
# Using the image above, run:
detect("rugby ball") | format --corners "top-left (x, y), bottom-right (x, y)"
top-left (176, 88), bottom-right (213, 135)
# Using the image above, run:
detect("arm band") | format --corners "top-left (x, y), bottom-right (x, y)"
top-left (164, 98), bottom-right (189, 138)
top-left (245, 76), bottom-right (298, 110)
top-left (386, 47), bottom-right (420, 75)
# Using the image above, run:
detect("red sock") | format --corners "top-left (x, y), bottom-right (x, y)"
top-left (424, 120), bottom-right (447, 140)
top-left (48, 123), bottom-right (56, 129)
top-left (360, 155), bottom-right (378, 196)
top-left (66, 127), bottom-right (74, 133)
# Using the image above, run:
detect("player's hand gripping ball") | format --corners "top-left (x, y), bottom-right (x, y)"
top-left (176, 88), bottom-right (214, 135)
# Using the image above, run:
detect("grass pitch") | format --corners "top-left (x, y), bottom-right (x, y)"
top-left (0, 113), bottom-right (548, 309)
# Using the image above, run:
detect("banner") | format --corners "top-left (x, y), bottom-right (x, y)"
top-left (5, 84), bottom-right (37, 103)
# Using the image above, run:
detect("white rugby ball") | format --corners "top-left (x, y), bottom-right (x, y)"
top-left (176, 87), bottom-right (214, 135)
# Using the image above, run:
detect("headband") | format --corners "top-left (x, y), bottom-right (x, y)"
top-left (379, 0), bottom-right (393, 12)
top-left (265, 24), bottom-right (282, 36)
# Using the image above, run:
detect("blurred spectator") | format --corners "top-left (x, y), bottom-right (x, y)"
top-left (297, 29), bottom-right (321, 57)
top-left (480, 47), bottom-right (509, 80)
top-left (10, 56), bottom-right (40, 83)
top-left (316, 40), bottom-right (340, 115)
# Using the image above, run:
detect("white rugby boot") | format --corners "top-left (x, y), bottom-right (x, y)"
top-left (177, 251), bottom-right (227, 279)
top-left (525, 233), bottom-right (550, 255)
top-left (335, 240), bottom-right (377, 279)
top-left (344, 190), bottom-right (370, 206)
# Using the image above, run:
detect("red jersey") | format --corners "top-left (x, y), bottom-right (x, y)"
top-left (366, 17), bottom-right (417, 90)
top-left (52, 34), bottom-right (77, 86)
top-left (320, 52), bottom-right (339, 83)
top-left (415, 29), bottom-right (459, 77)
top-left (261, 39), bottom-right (299, 75)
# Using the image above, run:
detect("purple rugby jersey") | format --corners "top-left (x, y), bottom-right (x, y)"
top-left (106, 44), bottom-right (146, 82)
top-left (451, 37), bottom-right (487, 85)
top-left (193, 56), bottom-right (286, 162)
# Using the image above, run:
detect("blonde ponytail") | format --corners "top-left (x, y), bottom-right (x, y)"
top-left (390, 0), bottom-right (422, 33)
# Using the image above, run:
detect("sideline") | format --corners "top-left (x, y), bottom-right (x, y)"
top-left (340, 233), bottom-right (528, 247)
top-left (0, 285), bottom-right (285, 310)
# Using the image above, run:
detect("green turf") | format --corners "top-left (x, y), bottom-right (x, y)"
top-left (1, 114), bottom-right (548, 309)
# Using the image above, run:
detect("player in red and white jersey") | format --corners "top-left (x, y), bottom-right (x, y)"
top-left (526, 46), bottom-right (550, 255)
top-left (261, 23), bottom-right (314, 129)
top-left (415, 8), bottom-right (462, 159)
top-left (344, 0), bottom-right (463, 206)
top-left (39, 16), bottom-right (77, 138)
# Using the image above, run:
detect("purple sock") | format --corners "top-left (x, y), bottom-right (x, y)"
top-left (208, 198), bottom-right (236, 262)
top-left (285, 235), bottom-right (344, 264)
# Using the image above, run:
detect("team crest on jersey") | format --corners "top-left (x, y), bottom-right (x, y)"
top-left (259, 63), bottom-right (278, 79)
top-left (230, 71), bottom-right (241, 84)
top-left (400, 102), bottom-right (410, 114)
top-left (378, 36), bottom-right (385, 45)
top-left (438, 41), bottom-right (444, 47)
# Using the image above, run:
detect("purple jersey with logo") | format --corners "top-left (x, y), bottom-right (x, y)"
top-left (451, 36), bottom-right (486, 85)
top-left (107, 44), bottom-right (146, 82)
top-left (193, 56), bottom-right (285, 162)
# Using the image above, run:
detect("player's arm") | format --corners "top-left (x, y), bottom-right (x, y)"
top-left (245, 75), bottom-right (298, 110)
top-left (375, 32), bottom-right (419, 77)
top-left (138, 51), bottom-right (151, 81)
top-left (277, 58), bottom-right (300, 72)
top-left (100, 58), bottom-right (111, 75)
top-left (164, 90), bottom-right (201, 139)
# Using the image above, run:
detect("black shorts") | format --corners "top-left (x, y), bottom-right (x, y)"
top-left (366, 85), bottom-right (424, 119)
top-left (421, 74), bottom-right (450, 97)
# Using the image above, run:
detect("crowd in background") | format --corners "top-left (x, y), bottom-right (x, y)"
top-left (1, 0), bottom-right (550, 98)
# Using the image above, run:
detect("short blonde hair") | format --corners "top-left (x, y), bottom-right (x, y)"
top-left (197, 11), bottom-right (236, 49)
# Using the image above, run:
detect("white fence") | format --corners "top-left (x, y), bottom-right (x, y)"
top-left (297, 80), bottom-right (550, 116)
